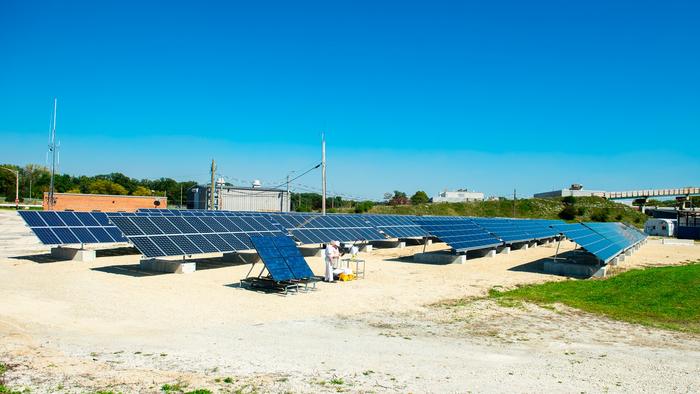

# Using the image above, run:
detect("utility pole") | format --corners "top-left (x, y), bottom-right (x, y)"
top-left (48, 98), bottom-right (57, 210)
top-left (512, 188), bottom-right (517, 217)
top-left (286, 172), bottom-right (294, 212)
top-left (180, 184), bottom-right (183, 208)
top-left (321, 132), bottom-right (327, 215)
top-left (210, 159), bottom-right (216, 210)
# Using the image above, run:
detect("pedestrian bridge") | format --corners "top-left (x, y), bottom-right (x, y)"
top-left (606, 187), bottom-right (700, 200)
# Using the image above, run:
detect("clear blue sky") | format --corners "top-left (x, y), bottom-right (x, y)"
top-left (1, 0), bottom-right (698, 200)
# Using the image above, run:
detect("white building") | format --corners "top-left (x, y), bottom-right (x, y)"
top-left (534, 184), bottom-right (606, 199)
top-left (644, 218), bottom-right (676, 237)
top-left (433, 189), bottom-right (484, 203)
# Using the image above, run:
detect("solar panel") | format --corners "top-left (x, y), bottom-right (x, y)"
top-left (471, 218), bottom-right (533, 243)
top-left (415, 218), bottom-right (503, 252)
top-left (250, 235), bottom-right (314, 281)
top-left (551, 223), bottom-right (621, 263)
top-left (269, 213), bottom-right (386, 244)
top-left (18, 211), bottom-right (128, 245)
top-left (107, 212), bottom-right (286, 258)
top-left (363, 214), bottom-right (430, 238)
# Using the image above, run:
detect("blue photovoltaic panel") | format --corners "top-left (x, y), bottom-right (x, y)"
top-left (471, 218), bottom-right (533, 243)
top-left (582, 222), bottom-right (632, 251)
top-left (551, 223), bottom-right (621, 263)
top-left (107, 211), bottom-right (286, 258)
top-left (415, 218), bottom-right (503, 252)
top-left (18, 211), bottom-right (128, 245)
top-left (363, 215), bottom-right (430, 238)
top-left (250, 235), bottom-right (314, 281)
top-left (270, 213), bottom-right (385, 244)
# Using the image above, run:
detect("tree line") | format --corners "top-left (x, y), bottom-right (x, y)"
top-left (0, 163), bottom-right (197, 206)
top-left (1, 163), bottom-right (437, 212)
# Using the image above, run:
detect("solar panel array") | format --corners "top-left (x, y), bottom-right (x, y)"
top-left (18, 211), bottom-right (128, 245)
top-left (551, 222), bottom-right (646, 264)
top-left (363, 214), bottom-right (429, 238)
top-left (269, 213), bottom-right (386, 244)
top-left (107, 212), bottom-right (286, 258)
top-left (250, 235), bottom-right (315, 282)
top-left (414, 218), bottom-right (503, 252)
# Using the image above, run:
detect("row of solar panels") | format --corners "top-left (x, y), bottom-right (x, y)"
top-left (18, 210), bottom-right (644, 264)
top-left (417, 216), bottom-right (646, 264)
top-left (134, 209), bottom-right (429, 239)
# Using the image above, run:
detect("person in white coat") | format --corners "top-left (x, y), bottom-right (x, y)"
top-left (324, 240), bottom-right (340, 282)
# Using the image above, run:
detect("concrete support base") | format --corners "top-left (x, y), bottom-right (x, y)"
top-left (424, 239), bottom-right (433, 246)
top-left (529, 242), bottom-right (537, 249)
top-left (485, 249), bottom-right (496, 258)
top-left (140, 259), bottom-right (196, 274)
top-left (512, 243), bottom-right (528, 251)
top-left (624, 249), bottom-right (632, 257)
top-left (500, 246), bottom-right (511, 255)
top-left (221, 252), bottom-right (261, 264)
top-left (299, 247), bottom-right (323, 257)
top-left (413, 252), bottom-right (466, 265)
top-left (543, 260), bottom-right (607, 278)
top-left (609, 256), bottom-right (622, 266)
top-left (371, 240), bottom-right (406, 249)
top-left (50, 247), bottom-right (96, 262)
top-left (661, 239), bottom-right (694, 246)
top-left (360, 244), bottom-right (373, 252)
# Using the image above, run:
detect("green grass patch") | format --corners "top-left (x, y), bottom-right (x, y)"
top-left (490, 263), bottom-right (700, 333)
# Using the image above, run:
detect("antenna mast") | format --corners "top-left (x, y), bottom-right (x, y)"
top-left (321, 132), bottom-right (327, 215)
top-left (48, 98), bottom-right (58, 210)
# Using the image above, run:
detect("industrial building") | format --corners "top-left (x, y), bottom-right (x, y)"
top-left (43, 192), bottom-right (168, 212)
top-left (187, 181), bottom-right (291, 212)
top-left (534, 184), bottom-right (606, 199)
top-left (432, 189), bottom-right (484, 203)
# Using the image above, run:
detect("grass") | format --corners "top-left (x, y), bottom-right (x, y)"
top-left (490, 263), bottom-right (700, 333)
top-left (355, 196), bottom-right (647, 226)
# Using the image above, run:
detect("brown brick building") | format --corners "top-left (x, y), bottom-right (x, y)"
top-left (43, 192), bottom-right (168, 212)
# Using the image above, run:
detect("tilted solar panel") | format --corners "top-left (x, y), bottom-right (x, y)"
top-left (107, 212), bottom-right (285, 258)
top-left (250, 236), bottom-right (296, 282)
top-left (415, 218), bottom-right (503, 252)
top-left (18, 211), bottom-right (128, 245)
top-left (551, 223), bottom-right (622, 263)
top-left (363, 214), bottom-right (430, 238)
top-left (249, 235), bottom-right (315, 282)
top-left (471, 218), bottom-right (533, 243)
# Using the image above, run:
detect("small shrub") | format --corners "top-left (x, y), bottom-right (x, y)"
top-left (558, 205), bottom-right (577, 220)
top-left (562, 196), bottom-right (577, 205)
top-left (330, 377), bottom-right (344, 385)
top-left (591, 208), bottom-right (611, 222)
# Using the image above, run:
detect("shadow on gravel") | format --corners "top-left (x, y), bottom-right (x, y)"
top-left (90, 256), bottom-right (250, 277)
top-left (508, 250), bottom-right (600, 277)
top-left (9, 253), bottom-right (63, 264)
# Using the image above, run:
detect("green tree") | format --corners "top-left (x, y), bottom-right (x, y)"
top-left (558, 205), bottom-right (577, 220)
top-left (410, 191), bottom-right (430, 205)
top-left (88, 179), bottom-right (127, 195)
top-left (388, 191), bottom-right (409, 206)
top-left (561, 196), bottom-right (577, 205)
top-left (132, 186), bottom-right (152, 196)
top-left (354, 200), bottom-right (374, 213)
